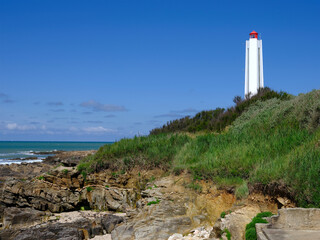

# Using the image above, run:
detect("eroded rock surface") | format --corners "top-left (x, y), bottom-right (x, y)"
top-left (0, 152), bottom-right (283, 240)
top-left (0, 210), bottom-right (124, 240)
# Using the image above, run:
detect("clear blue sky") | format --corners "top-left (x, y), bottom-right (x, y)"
top-left (0, 0), bottom-right (319, 141)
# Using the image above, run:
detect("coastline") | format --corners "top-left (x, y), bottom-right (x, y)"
top-left (0, 150), bottom-right (292, 240)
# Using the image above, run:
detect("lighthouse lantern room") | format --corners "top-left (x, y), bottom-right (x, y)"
top-left (245, 31), bottom-right (264, 97)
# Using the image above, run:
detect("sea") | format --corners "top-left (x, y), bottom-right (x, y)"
top-left (0, 141), bottom-right (111, 165)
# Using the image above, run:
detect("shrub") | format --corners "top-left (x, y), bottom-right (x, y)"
top-left (220, 211), bottom-right (226, 218)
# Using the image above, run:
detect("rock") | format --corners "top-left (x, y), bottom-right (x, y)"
top-left (12, 222), bottom-right (85, 240)
top-left (43, 151), bottom-right (96, 166)
top-left (3, 207), bottom-right (50, 229)
top-left (111, 200), bottom-right (192, 240)
top-left (0, 178), bottom-right (136, 213)
top-left (101, 214), bottom-right (124, 233)
top-left (0, 210), bottom-right (124, 240)
top-left (0, 179), bottom-right (80, 212)
top-left (210, 205), bottom-right (261, 240)
top-left (168, 233), bottom-right (184, 240)
top-left (168, 227), bottom-right (212, 240)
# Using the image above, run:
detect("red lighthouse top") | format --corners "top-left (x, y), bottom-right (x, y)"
top-left (249, 31), bottom-right (258, 39)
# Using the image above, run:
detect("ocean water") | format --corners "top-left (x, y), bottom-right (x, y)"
top-left (0, 141), bottom-right (111, 165)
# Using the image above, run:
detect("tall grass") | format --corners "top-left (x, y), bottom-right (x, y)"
top-left (78, 134), bottom-right (191, 173)
top-left (78, 90), bottom-right (320, 207)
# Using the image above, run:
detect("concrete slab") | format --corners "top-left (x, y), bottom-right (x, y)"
top-left (262, 228), bottom-right (320, 240)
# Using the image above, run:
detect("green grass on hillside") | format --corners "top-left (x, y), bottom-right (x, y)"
top-left (150, 87), bottom-right (291, 135)
top-left (78, 90), bottom-right (320, 207)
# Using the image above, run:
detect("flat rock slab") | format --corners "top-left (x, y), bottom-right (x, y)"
top-left (263, 229), bottom-right (320, 240)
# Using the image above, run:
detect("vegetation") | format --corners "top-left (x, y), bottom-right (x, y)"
top-left (235, 181), bottom-right (249, 199)
top-left (186, 181), bottom-right (202, 192)
top-left (78, 89), bottom-right (320, 207)
top-left (220, 210), bottom-right (232, 219)
top-left (86, 186), bottom-right (94, 192)
top-left (147, 198), bottom-right (160, 206)
top-left (37, 176), bottom-right (44, 180)
top-left (150, 87), bottom-right (290, 135)
top-left (245, 212), bottom-right (273, 240)
top-left (222, 228), bottom-right (232, 240)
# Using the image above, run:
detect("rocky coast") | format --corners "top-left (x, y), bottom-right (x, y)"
top-left (0, 151), bottom-right (293, 240)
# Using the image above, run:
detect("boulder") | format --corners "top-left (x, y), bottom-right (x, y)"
top-left (101, 214), bottom-right (124, 233)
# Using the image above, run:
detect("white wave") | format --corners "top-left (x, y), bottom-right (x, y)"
top-left (0, 151), bottom-right (35, 157)
top-left (19, 151), bottom-right (35, 155)
top-left (0, 158), bottom-right (43, 165)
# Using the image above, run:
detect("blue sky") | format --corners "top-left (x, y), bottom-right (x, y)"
top-left (0, 0), bottom-right (319, 141)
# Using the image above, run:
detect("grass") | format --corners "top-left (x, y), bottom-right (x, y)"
top-left (150, 87), bottom-right (291, 135)
top-left (86, 186), bottom-right (94, 192)
top-left (235, 181), bottom-right (249, 199)
top-left (77, 90), bottom-right (320, 207)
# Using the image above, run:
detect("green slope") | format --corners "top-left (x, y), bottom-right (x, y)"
top-left (78, 89), bottom-right (320, 207)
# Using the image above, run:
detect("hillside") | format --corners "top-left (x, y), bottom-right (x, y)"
top-left (150, 87), bottom-right (290, 134)
top-left (78, 89), bottom-right (320, 207)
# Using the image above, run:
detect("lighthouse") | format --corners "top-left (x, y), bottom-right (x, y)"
top-left (245, 31), bottom-right (264, 97)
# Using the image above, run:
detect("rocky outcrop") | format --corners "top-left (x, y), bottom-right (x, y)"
top-left (210, 205), bottom-right (261, 239)
top-left (0, 210), bottom-right (124, 240)
top-left (2, 207), bottom-right (50, 229)
top-left (112, 199), bottom-right (192, 240)
top-left (43, 150), bottom-right (96, 166)
top-left (0, 152), bottom-right (284, 240)
top-left (1, 177), bottom-right (137, 213)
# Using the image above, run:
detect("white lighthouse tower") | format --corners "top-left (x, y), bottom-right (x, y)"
top-left (245, 31), bottom-right (264, 97)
